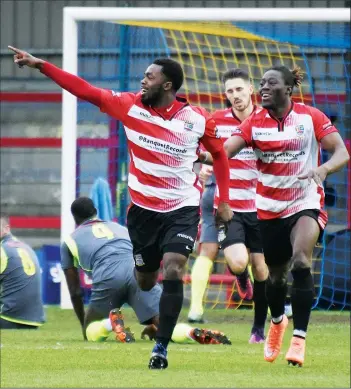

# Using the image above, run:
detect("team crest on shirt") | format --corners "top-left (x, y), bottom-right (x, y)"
top-left (184, 121), bottom-right (194, 131)
top-left (134, 254), bottom-right (145, 267)
top-left (295, 124), bottom-right (305, 138)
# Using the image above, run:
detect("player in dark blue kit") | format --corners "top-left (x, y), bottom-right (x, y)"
top-left (0, 214), bottom-right (45, 329)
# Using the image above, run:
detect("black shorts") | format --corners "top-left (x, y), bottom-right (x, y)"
top-left (220, 212), bottom-right (263, 253)
top-left (258, 209), bottom-right (324, 267)
top-left (127, 204), bottom-right (200, 273)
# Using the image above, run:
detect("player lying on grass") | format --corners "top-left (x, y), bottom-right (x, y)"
top-left (9, 45), bottom-right (232, 370)
top-left (61, 197), bottom-right (231, 346)
top-left (199, 66), bottom-right (350, 367)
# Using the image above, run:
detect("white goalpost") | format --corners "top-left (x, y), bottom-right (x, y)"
top-left (60, 7), bottom-right (350, 308)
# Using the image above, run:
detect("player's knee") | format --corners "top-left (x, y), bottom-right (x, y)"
top-left (252, 263), bottom-right (268, 281)
top-left (163, 264), bottom-right (183, 280)
top-left (224, 244), bottom-right (248, 274)
top-left (290, 251), bottom-right (311, 272)
top-left (268, 270), bottom-right (287, 287)
top-left (227, 256), bottom-right (248, 275)
top-left (200, 244), bottom-right (218, 261)
top-left (251, 254), bottom-right (268, 281)
top-left (163, 256), bottom-right (186, 280)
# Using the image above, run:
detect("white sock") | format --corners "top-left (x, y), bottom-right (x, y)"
top-left (293, 329), bottom-right (306, 339)
top-left (272, 315), bottom-right (283, 324)
top-left (102, 318), bottom-right (112, 332)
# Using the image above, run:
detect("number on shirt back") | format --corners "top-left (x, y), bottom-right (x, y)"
top-left (91, 223), bottom-right (114, 240)
top-left (17, 248), bottom-right (36, 276)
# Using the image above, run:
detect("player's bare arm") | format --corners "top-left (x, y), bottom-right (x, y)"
top-left (298, 132), bottom-right (350, 186)
top-left (63, 267), bottom-right (87, 340)
top-left (224, 135), bottom-right (247, 159)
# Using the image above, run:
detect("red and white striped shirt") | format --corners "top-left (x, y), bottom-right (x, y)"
top-left (213, 107), bottom-right (258, 212)
top-left (100, 91), bottom-right (223, 212)
top-left (236, 102), bottom-right (338, 226)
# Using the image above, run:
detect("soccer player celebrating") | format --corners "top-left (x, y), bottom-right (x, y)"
top-left (9, 46), bottom-right (232, 369)
top-left (200, 66), bottom-right (350, 366)
top-left (189, 69), bottom-right (268, 344)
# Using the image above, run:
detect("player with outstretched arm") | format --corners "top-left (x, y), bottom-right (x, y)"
top-left (9, 45), bottom-right (232, 370)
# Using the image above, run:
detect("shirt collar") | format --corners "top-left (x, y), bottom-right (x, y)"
top-left (151, 96), bottom-right (188, 120)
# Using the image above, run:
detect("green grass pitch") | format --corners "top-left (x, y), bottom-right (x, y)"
top-left (1, 306), bottom-right (349, 388)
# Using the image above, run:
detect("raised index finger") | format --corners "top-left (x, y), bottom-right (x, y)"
top-left (8, 45), bottom-right (22, 54)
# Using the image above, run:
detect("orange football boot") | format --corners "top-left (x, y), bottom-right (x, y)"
top-left (190, 328), bottom-right (232, 345)
top-left (285, 336), bottom-right (306, 367)
top-left (109, 309), bottom-right (135, 343)
top-left (264, 315), bottom-right (289, 362)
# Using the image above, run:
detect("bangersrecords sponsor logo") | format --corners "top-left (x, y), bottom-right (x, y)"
top-left (261, 150), bottom-right (306, 163)
top-left (138, 135), bottom-right (187, 155)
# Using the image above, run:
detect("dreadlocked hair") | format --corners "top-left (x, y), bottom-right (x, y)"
top-left (269, 65), bottom-right (304, 89)
top-left (291, 66), bottom-right (304, 87)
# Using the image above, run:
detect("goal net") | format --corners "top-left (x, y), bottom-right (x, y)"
top-left (61, 7), bottom-right (350, 310)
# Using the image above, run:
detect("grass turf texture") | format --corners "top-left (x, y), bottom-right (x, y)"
top-left (1, 306), bottom-right (349, 388)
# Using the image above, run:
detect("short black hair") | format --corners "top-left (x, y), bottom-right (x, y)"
top-left (71, 197), bottom-right (97, 225)
top-left (153, 58), bottom-right (184, 92)
top-left (222, 68), bottom-right (250, 84)
top-left (268, 65), bottom-right (304, 90)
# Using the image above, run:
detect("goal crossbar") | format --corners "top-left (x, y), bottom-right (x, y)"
top-left (64, 7), bottom-right (350, 22)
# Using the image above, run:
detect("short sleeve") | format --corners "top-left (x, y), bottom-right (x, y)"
top-left (100, 90), bottom-right (136, 121)
top-left (236, 116), bottom-right (253, 146)
top-left (309, 106), bottom-right (338, 142)
top-left (60, 242), bottom-right (75, 270)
